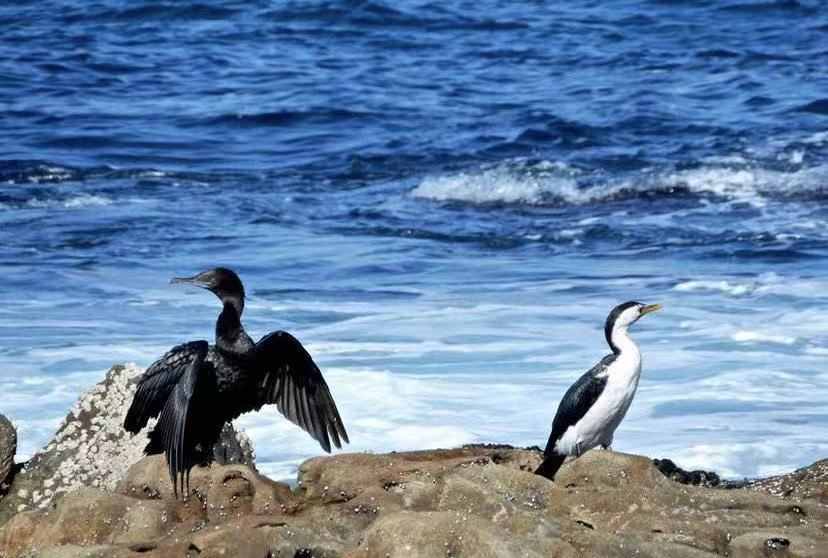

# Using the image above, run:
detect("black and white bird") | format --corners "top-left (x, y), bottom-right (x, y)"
top-left (124, 268), bottom-right (349, 497)
top-left (535, 301), bottom-right (661, 481)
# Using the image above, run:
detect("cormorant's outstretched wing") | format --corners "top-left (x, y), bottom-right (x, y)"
top-left (124, 341), bottom-right (209, 433)
top-left (124, 341), bottom-right (208, 498)
top-left (251, 331), bottom-right (349, 453)
top-left (153, 350), bottom-right (204, 498)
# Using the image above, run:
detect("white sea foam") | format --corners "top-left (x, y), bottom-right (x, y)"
top-left (411, 160), bottom-right (827, 206)
top-left (674, 280), bottom-right (754, 296)
top-left (803, 130), bottom-right (828, 145)
top-left (731, 331), bottom-right (797, 345)
top-left (25, 166), bottom-right (73, 183)
top-left (24, 194), bottom-right (113, 209)
top-left (674, 272), bottom-right (828, 301)
top-left (412, 163), bottom-right (581, 204)
top-left (237, 367), bottom-right (480, 479)
top-left (667, 443), bottom-right (794, 479)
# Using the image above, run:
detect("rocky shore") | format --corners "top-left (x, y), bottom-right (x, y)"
top-left (0, 366), bottom-right (826, 557)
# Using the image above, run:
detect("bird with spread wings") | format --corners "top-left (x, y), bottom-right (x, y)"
top-left (123, 268), bottom-right (348, 497)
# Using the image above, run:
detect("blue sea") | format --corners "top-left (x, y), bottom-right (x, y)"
top-left (1, 0), bottom-right (827, 480)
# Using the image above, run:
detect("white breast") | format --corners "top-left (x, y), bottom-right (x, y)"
top-left (555, 349), bottom-right (642, 456)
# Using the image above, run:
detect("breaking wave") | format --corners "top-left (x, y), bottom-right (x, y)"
top-left (412, 160), bottom-right (828, 206)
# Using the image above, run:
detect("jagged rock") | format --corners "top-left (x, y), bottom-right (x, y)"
top-left (117, 455), bottom-right (297, 521)
top-left (744, 458), bottom-right (828, 503)
top-left (0, 364), bottom-right (254, 524)
top-left (0, 414), bottom-right (16, 491)
top-left (1, 459), bottom-right (291, 558)
top-left (653, 457), bottom-right (728, 487)
top-left (2, 409), bottom-right (828, 557)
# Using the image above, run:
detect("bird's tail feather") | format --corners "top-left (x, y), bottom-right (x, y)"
top-left (535, 453), bottom-right (566, 481)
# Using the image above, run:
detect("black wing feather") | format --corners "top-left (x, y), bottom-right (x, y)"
top-left (150, 347), bottom-right (205, 498)
top-left (124, 341), bottom-right (207, 498)
top-left (124, 341), bottom-right (209, 433)
top-left (252, 331), bottom-right (349, 453)
top-left (542, 354), bottom-right (614, 458)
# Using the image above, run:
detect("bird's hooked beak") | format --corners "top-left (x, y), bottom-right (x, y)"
top-left (170, 274), bottom-right (211, 289)
top-left (639, 303), bottom-right (662, 317)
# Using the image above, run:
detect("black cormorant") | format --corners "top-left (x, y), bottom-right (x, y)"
top-left (124, 268), bottom-right (349, 497)
top-left (535, 301), bottom-right (661, 480)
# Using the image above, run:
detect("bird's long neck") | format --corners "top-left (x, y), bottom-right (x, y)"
top-left (216, 297), bottom-right (252, 355)
top-left (608, 324), bottom-right (640, 357)
top-left (608, 324), bottom-right (642, 387)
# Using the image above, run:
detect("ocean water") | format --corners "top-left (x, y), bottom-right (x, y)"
top-left (1, 0), bottom-right (827, 480)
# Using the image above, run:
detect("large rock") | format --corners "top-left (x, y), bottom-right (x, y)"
top-left (348, 510), bottom-right (575, 558)
top-left (744, 458), bottom-right (828, 503)
top-left (0, 458), bottom-right (291, 558)
top-left (0, 364), bottom-right (254, 523)
top-left (296, 448), bottom-right (828, 558)
top-left (2, 447), bottom-right (828, 557)
top-left (0, 414), bottom-right (16, 491)
top-left (117, 455), bottom-right (297, 521)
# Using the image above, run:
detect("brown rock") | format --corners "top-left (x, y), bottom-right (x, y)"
top-left (254, 513), bottom-right (349, 558)
top-left (0, 365), bottom-right (254, 524)
top-left (189, 521), bottom-right (270, 558)
top-left (26, 544), bottom-right (129, 558)
top-left (438, 461), bottom-right (563, 538)
top-left (0, 414), bottom-right (16, 491)
top-left (117, 455), bottom-right (297, 520)
top-left (298, 448), bottom-right (828, 558)
top-left (729, 531), bottom-right (825, 558)
top-left (3, 441), bottom-right (828, 558)
top-left (745, 459), bottom-right (828, 503)
top-left (347, 510), bottom-right (575, 558)
top-left (0, 510), bottom-right (38, 557)
top-left (0, 487), bottom-right (177, 557)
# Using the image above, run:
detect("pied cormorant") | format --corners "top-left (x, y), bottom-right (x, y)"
top-left (124, 268), bottom-right (349, 497)
top-left (535, 301), bottom-right (661, 480)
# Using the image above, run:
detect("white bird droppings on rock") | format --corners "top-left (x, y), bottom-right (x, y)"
top-left (0, 364), bottom-right (255, 520)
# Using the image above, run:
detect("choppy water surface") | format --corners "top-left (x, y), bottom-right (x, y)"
top-left (2, 0), bottom-right (828, 479)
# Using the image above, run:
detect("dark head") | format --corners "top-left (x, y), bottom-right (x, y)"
top-left (171, 267), bottom-right (245, 313)
top-left (604, 301), bottom-right (661, 353)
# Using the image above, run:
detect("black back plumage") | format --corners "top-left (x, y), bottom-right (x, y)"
top-left (534, 354), bottom-right (615, 480)
top-left (123, 269), bottom-right (349, 498)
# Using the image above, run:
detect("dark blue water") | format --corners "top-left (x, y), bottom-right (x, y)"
top-left (2, 0), bottom-right (828, 479)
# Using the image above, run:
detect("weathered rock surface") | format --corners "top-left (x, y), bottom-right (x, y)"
top-left (744, 458), bottom-right (828, 503)
top-left (2, 447), bottom-right (826, 558)
top-left (0, 414), bottom-right (16, 491)
top-left (0, 364), bottom-right (254, 524)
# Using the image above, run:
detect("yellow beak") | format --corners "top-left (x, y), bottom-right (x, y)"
top-left (640, 303), bottom-right (662, 316)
